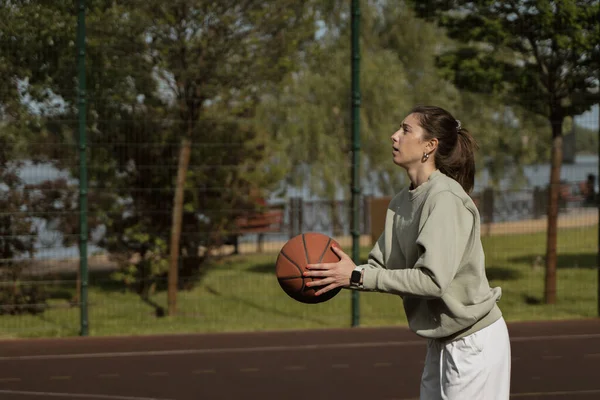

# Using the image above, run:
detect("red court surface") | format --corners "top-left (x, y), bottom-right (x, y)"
top-left (0, 319), bottom-right (599, 400)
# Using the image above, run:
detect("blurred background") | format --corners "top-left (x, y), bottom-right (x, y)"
top-left (0, 0), bottom-right (598, 338)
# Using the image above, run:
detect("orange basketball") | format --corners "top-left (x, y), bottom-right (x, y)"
top-left (275, 232), bottom-right (342, 304)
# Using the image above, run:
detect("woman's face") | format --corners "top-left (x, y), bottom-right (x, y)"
top-left (390, 113), bottom-right (428, 168)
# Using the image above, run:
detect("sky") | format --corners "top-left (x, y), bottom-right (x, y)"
top-left (575, 104), bottom-right (599, 130)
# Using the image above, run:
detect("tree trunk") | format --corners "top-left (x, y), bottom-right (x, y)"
top-left (167, 134), bottom-right (192, 316)
top-left (544, 116), bottom-right (564, 304)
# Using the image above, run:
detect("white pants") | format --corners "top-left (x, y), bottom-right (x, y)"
top-left (420, 317), bottom-right (511, 400)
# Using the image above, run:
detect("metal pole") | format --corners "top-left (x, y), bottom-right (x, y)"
top-left (77, 0), bottom-right (89, 336)
top-left (350, 0), bottom-right (361, 327)
top-left (597, 102), bottom-right (599, 318)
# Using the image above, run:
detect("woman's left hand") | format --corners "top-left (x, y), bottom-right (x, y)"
top-left (304, 245), bottom-right (357, 296)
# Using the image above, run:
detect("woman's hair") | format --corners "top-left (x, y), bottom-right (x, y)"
top-left (410, 105), bottom-right (478, 193)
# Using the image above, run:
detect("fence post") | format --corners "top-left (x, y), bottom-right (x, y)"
top-left (76, 0), bottom-right (89, 336)
top-left (533, 187), bottom-right (541, 219)
top-left (482, 188), bottom-right (494, 224)
top-left (481, 188), bottom-right (494, 236)
top-left (350, 0), bottom-right (361, 328)
top-left (289, 197), bottom-right (303, 238)
top-left (362, 195), bottom-right (371, 236)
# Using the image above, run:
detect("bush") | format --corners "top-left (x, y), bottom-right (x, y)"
top-left (0, 284), bottom-right (48, 315)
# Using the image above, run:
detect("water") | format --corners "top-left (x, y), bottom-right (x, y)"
top-left (8, 154), bottom-right (600, 259)
top-left (475, 154), bottom-right (598, 192)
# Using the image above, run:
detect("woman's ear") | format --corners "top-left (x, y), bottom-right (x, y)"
top-left (426, 138), bottom-right (438, 154)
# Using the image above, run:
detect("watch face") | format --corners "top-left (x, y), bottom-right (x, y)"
top-left (351, 269), bottom-right (361, 284)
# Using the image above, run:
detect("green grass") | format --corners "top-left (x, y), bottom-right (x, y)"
top-left (1, 225), bottom-right (597, 339)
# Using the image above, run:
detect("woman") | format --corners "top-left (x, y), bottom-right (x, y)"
top-left (304, 105), bottom-right (511, 399)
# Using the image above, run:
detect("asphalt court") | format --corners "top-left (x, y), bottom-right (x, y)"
top-left (1, 319), bottom-right (599, 400)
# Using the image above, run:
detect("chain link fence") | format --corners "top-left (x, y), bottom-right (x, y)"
top-left (0, 1), bottom-right (598, 338)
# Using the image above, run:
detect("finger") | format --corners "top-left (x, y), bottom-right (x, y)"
top-left (331, 245), bottom-right (350, 260)
top-left (303, 270), bottom-right (330, 278)
top-left (305, 277), bottom-right (334, 288)
top-left (314, 283), bottom-right (338, 296)
top-left (306, 262), bottom-right (333, 270)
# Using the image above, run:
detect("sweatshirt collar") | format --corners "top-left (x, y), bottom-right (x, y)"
top-left (408, 169), bottom-right (442, 201)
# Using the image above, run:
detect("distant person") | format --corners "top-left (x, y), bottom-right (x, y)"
top-left (585, 174), bottom-right (596, 205)
top-left (304, 105), bottom-right (511, 399)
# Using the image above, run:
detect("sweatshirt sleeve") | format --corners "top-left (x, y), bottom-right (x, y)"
top-left (361, 191), bottom-right (473, 298)
top-left (364, 233), bottom-right (387, 270)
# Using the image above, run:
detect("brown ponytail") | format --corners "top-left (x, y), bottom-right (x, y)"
top-left (410, 106), bottom-right (479, 193)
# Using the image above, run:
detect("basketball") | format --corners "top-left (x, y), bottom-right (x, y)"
top-left (275, 232), bottom-right (342, 304)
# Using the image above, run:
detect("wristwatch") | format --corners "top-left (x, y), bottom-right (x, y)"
top-left (350, 266), bottom-right (364, 288)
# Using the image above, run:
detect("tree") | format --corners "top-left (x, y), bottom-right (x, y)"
top-left (0, 0), bottom-right (161, 308)
top-left (138, 0), bottom-right (320, 315)
top-left (261, 1), bottom-right (552, 203)
top-left (260, 3), bottom-right (453, 201)
top-left (0, 1), bottom-right (87, 312)
top-left (0, 127), bottom-right (41, 314)
top-left (0, 112), bottom-right (80, 314)
top-left (1, 1), bottom-right (322, 316)
top-left (412, 0), bottom-right (600, 303)
top-left (575, 123), bottom-right (599, 154)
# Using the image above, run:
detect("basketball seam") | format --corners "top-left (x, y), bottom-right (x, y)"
top-left (277, 276), bottom-right (301, 281)
top-left (301, 234), bottom-right (310, 264)
top-left (317, 237), bottom-right (332, 263)
top-left (301, 234), bottom-right (315, 287)
top-left (279, 250), bottom-right (305, 292)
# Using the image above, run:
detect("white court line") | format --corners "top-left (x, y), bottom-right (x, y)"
top-left (0, 341), bottom-right (422, 361)
top-left (510, 389), bottom-right (600, 397)
top-left (0, 389), bottom-right (174, 400)
top-left (584, 353), bottom-right (600, 358)
top-left (399, 389), bottom-right (600, 400)
top-left (511, 333), bottom-right (600, 342)
top-left (1, 333), bottom-right (599, 362)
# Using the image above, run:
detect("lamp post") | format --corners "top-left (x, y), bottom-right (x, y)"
top-left (350, 0), bottom-right (361, 327)
top-left (76, 0), bottom-right (89, 336)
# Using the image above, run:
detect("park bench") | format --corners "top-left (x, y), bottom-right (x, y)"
top-left (559, 180), bottom-right (595, 206)
top-left (230, 205), bottom-right (285, 254)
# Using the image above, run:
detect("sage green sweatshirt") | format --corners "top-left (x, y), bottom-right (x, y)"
top-left (360, 170), bottom-right (502, 340)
